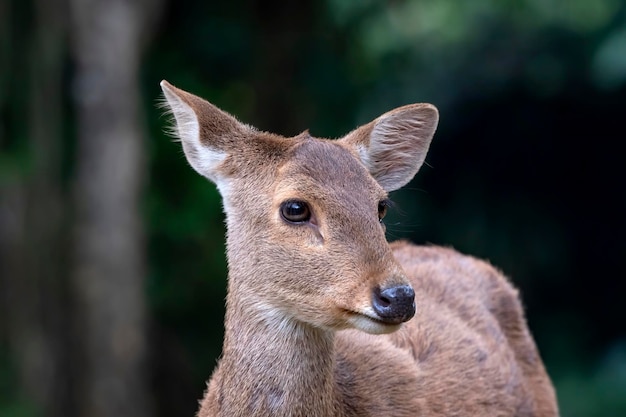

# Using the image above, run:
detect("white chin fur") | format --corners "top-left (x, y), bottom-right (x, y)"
top-left (347, 314), bottom-right (401, 335)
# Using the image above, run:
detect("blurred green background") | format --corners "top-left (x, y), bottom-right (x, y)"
top-left (1, 0), bottom-right (625, 416)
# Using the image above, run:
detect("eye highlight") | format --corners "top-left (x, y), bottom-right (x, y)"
top-left (280, 200), bottom-right (311, 224)
top-left (378, 199), bottom-right (392, 223)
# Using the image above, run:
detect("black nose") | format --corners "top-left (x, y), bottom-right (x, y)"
top-left (372, 284), bottom-right (416, 324)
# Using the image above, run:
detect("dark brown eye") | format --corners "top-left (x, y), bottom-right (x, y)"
top-left (280, 200), bottom-right (311, 224)
top-left (378, 199), bottom-right (390, 223)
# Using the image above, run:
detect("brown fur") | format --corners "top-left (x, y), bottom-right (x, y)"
top-left (160, 80), bottom-right (559, 417)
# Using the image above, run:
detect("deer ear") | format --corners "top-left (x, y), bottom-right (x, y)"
top-left (340, 104), bottom-right (439, 192)
top-left (159, 80), bottom-right (252, 187)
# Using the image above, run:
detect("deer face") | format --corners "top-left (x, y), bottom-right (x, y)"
top-left (246, 138), bottom-right (414, 334)
top-left (160, 81), bottom-right (438, 335)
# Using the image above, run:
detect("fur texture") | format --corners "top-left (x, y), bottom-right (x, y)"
top-left (160, 80), bottom-right (559, 417)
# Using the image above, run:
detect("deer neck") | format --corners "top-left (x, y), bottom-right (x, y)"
top-left (217, 276), bottom-right (339, 417)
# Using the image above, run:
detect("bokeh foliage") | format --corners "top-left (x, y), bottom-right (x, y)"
top-left (2, 0), bottom-right (626, 416)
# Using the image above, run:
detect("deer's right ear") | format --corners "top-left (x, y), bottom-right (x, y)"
top-left (160, 80), bottom-right (252, 187)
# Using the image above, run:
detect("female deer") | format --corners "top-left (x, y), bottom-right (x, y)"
top-left (160, 80), bottom-right (559, 417)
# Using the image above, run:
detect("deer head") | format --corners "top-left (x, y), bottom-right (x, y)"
top-left (160, 81), bottom-right (438, 335)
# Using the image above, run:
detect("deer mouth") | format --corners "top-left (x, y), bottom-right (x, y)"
top-left (345, 310), bottom-right (402, 335)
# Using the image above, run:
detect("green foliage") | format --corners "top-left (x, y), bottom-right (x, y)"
top-left (592, 25), bottom-right (626, 89)
top-left (2, 0), bottom-right (625, 415)
top-left (556, 340), bottom-right (626, 417)
top-left (142, 0), bottom-right (626, 413)
top-left (0, 350), bottom-right (38, 417)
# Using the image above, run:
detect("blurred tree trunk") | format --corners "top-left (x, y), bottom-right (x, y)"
top-left (251, 0), bottom-right (317, 134)
top-left (0, 0), bottom-right (71, 415)
top-left (69, 0), bottom-right (161, 416)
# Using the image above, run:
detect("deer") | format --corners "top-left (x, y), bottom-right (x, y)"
top-left (160, 80), bottom-right (560, 417)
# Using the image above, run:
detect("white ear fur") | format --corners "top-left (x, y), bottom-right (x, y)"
top-left (341, 104), bottom-right (439, 192)
top-left (160, 81), bottom-right (228, 190)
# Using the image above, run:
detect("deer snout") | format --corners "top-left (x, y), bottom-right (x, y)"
top-left (372, 284), bottom-right (416, 324)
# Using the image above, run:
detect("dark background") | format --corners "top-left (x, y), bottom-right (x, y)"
top-left (1, 1), bottom-right (625, 416)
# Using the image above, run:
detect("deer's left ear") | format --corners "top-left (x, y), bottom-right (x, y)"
top-left (339, 103), bottom-right (439, 192)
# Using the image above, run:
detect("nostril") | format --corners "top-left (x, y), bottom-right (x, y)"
top-left (376, 292), bottom-right (391, 307)
top-left (380, 285), bottom-right (414, 305)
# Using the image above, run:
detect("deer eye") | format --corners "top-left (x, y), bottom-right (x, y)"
top-left (280, 200), bottom-right (311, 224)
top-left (378, 199), bottom-right (391, 223)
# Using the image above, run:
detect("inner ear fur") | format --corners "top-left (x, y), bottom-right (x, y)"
top-left (340, 103), bottom-right (439, 192)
